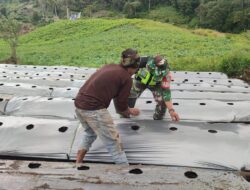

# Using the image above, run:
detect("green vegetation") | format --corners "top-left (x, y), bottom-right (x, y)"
top-left (220, 49), bottom-right (250, 77)
top-left (141, 6), bottom-right (188, 25)
top-left (0, 18), bottom-right (249, 77)
top-left (0, 16), bottom-right (22, 64)
top-left (1, 0), bottom-right (249, 33)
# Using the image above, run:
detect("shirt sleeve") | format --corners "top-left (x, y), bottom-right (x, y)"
top-left (114, 77), bottom-right (132, 117)
top-left (162, 70), bottom-right (172, 101)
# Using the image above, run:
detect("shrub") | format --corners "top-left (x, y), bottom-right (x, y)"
top-left (220, 51), bottom-right (250, 77)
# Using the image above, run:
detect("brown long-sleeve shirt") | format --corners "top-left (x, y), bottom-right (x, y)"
top-left (75, 64), bottom-right (131, 116)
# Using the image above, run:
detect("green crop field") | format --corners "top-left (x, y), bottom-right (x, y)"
top-left (0, 18), bottom-right (249, 73)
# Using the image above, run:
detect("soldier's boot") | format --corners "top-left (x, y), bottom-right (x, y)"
top-left (153, 113), bottom-right (164, 120)
top-left (153, 103), bottom-right (166, 120)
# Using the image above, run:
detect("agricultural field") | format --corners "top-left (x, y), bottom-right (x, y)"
top-left (0, 18), bottom-right (249, 73)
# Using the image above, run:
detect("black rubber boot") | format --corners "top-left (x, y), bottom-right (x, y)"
top-left (153, 113), bottom-right (164, 120)
top-left (153, 103), bottom-right (166, 120)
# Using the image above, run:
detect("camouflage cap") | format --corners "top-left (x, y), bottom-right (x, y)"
top-left (154, 55), bottom-right (168, 66)
top-left (121, 48), bottom-right (140, 67)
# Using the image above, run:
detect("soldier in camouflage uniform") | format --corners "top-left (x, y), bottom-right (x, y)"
top-left (128, 55), bottom-right (180, 121)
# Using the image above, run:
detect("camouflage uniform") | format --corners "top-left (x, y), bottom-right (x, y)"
top-left (128, 57), bottom-right (172, 120)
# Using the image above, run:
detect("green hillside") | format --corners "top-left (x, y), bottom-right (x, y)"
top-left (0, 18), bottom-right (249, 72)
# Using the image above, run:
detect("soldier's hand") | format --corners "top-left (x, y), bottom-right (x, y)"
top-left (169, 110), bottom-right (180, 122)
top-left (129, 108), bottom-right (140, 116)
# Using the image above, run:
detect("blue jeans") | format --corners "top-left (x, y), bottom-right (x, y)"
top-left (75, 108), bottom-right (128, 165)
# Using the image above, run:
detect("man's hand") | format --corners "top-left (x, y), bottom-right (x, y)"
top-left (129, 108), bottom-right (140, 116)
top-left (169, 110), bottom-right (180, 122)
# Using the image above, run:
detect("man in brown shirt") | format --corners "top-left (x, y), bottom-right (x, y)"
top-left (75, 48), bottom-right (140, 165)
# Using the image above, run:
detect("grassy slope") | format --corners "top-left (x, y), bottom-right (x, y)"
top-left (142, 6), bottom-right (188, 25)
top-left (0, 18), bottom-right (249, 71)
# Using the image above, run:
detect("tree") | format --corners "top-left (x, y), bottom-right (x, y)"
top-left (124, 1), bottom-right (141, 18)
top-left (0, 7), bottom-right (7, 17)
top-left (111, 0), bottom-right (125, 11)
top-left (176, 0), bottom-right (200, 16)
top-left (32, 11), bottom-right (42, 23)
top-left (0, 16), bottom-right (22, 64)
top-left (36, 0), bottom-right (48, 20)
top-left (197, 0), bottom-right (250, 33)
top-left (83, 4), bottom-right (96, 17)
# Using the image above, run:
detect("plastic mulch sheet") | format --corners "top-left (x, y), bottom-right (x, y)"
top-left (0, 116), bottom-right (79, 159)
top-left (0, 64), bottom-right (249, 171)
